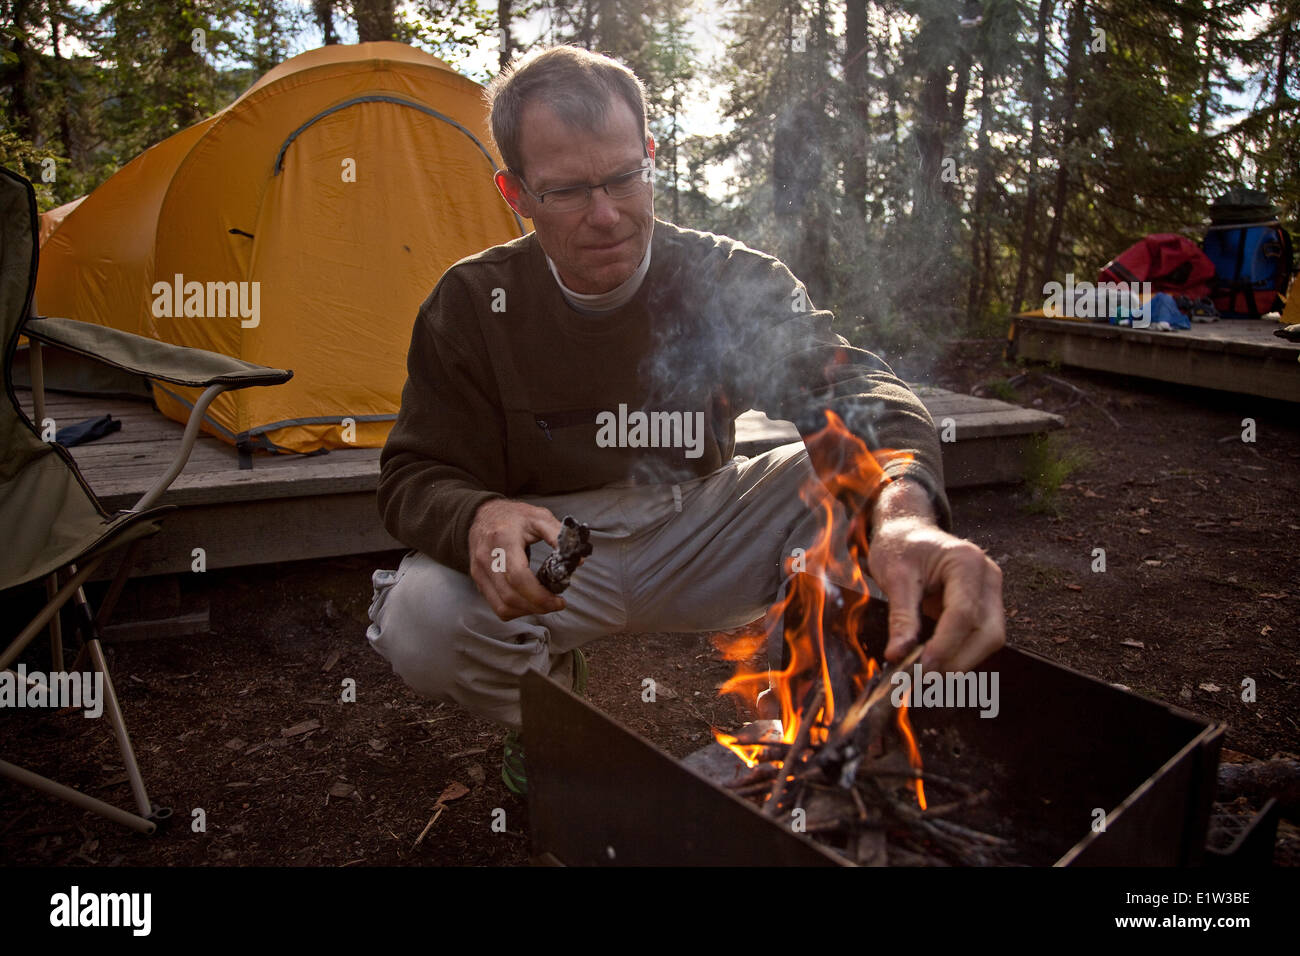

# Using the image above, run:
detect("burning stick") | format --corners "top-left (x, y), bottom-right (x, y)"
top-left (823, 643), bottom-right (925, 754)
top-left (764, 684), bottom-right (824, 818)
top-left (536, 516), bottom-right (593, 594)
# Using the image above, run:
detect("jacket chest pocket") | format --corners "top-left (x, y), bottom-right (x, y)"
top-left (532, 407), bottom-right (602, 442)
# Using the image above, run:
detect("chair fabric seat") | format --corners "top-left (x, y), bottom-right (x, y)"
top-left (24, 316), bottom-right (292, 388)
top-left (0, 447), bottom-right (168, 590)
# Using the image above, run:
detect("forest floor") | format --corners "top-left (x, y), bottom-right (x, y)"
top-left (2, 339), bottom-right (1297, 867)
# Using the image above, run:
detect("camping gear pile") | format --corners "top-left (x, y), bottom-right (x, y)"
top-left (1203, 187), bottom-right (1294, 319)
top-left (1096, 187), bottom-right (1294, 331)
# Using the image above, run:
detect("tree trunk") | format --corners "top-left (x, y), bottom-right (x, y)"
top-left (884, 32), bottom-right (901, 217)
top-left (669, 85), bottom-right (680, 222)
top-left (912, 14), bottom-right (969, 322)
top-left (843, 0), bottom-right (870, 221)
top-left (1270, 13), bottom-right (1293, 195)
top-left (967, 63), bottom-right (993, 326)
top-left (1041, 0), bottom-right (1087, 292)
top-left (914, 14), bottom-right (970, 217)
top-left (1011, 0), bottom-right (1054, 312)
top-left (51, 12), bottom-right (76, 168)
top-left (1194, 0), bottom-right (1213, 137)
top-left (313, 0), bottom-right (338, 45)
top-left (7, 0), bottom-right (39, 142)
top-left (499, 0), bottom-right (514, 70)
top-left (354, 0), bottom-right (397, 43)
top-left (915, 63), bottom-right (948, 219)
top-left (773, 2), bottom-right (799, 263)
top-left (943, 43), bottom-right (972, 209)
top-left (797, 0), bottom-right (830, 303)
top-left (595, 0), bottom-right (617, 50)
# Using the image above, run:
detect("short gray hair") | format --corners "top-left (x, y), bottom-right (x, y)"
top-left (485, 46), bottom-right (649, 178)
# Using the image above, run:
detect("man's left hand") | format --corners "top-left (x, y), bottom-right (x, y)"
top-left (864, 480), bottom-right (1005, 673)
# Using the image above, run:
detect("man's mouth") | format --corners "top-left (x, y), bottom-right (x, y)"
top-left (585, 237), bottom-right (629, 252)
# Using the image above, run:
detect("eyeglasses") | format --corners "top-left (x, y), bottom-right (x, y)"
top-left (516, 157), bottom-right (654, 212)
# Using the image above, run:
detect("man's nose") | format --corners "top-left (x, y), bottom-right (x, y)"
top-left (585, 187), bottom-right (621, 227)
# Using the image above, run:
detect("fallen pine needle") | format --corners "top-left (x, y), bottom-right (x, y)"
top-left (413, 805), bottom-right (445, 848)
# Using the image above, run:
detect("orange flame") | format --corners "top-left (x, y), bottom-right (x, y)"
top-left (713, 409), bottom-right (925, 806)
top-left (896, 700), bottom-right (927, 810)
top-left (714, 732), bottom-right (766, 769)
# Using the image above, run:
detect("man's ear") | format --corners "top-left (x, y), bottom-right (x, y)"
top-left (495, 170), bottom-right (529, 218)
top-left (647, 134), bottom-right (656, 163)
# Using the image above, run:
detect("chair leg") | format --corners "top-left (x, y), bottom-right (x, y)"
top-left (73, 579), bottom-right (157, 822)
top-left (93, 538), bottom-right (145, 630)
top-left (0, 758), bottom-right (156, 834)
top-left (44, 572), bottom-right (64, 671)
top-left (84, 637), bottom-right (155, 820)
top-left (1, 558), bottom-right (165, 835)
top-left (0, 555), bottom-right (104, 671)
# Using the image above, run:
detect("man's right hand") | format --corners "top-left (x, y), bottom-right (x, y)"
top-left (468, 499), bottom-right (567, 621)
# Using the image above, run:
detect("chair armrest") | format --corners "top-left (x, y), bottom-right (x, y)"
top-left (23, 315), bottom-right (293, 389)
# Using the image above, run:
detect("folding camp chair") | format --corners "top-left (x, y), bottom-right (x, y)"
top-left (0, 167), bottom-right (293, 833)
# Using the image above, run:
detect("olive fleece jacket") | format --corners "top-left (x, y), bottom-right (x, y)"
top-left (378, 219), bottom-right (950, 574)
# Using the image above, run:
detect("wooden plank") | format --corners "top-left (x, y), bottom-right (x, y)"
top-left (91, 454), bottom-right (384, 511)
top-left (913, 395), bottom-right (1004, 416)
top-left (24, 382), bottom-right (1062, 579)
top-left (736, 410), bottom-right (1061, 488)
top-left (935, 408), bottom-right (1065, 440)
top-left (735, 392), bottom-right (1062, 450)
top-left (89, 491), bottom-right (403, 579)
top-left (102, 609), bottom-right (210, 643)
top-left (1014, 317), bottom-right (1300, 402)
top-left (1014, 315), bottom-right (1297, 352)
top-left (41, 385), bottom-right (1062, 509)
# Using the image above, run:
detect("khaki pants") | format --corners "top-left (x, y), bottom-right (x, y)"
top-left (365, 442), bottom-right (849, 729)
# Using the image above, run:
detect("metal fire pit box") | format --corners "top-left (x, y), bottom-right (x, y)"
top-left (523, 576), bottom-right (1225, 866)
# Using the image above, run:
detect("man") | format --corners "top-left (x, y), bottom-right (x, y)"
top-left (366, 46), bottom-right (1004, 793)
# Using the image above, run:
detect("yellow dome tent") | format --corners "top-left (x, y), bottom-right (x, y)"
top-left (35, 42), bottom-right (525, 454)
top-left (1283, 272), bottom-right (1299, 326)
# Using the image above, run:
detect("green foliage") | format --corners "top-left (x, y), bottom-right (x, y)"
top-left (0, 126), bottom-right (61, 208)
top-left (0, 0), bottom-right (502, 206)
top-left (0, 0), bottom-right (1294, 323)
top-left (399, 0), bottom-right (497, 80)
top-left (984, 377), bottom-right (1021, 403)
top-left (1022, 433), bottom-right (1089, 515)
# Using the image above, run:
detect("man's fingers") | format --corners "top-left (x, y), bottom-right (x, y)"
top-left (921, 556), bottom-right (1002, 672)
top-left (868, 520), bottom-right (1006, 674)
top-left (525, 511), bottom-right (563, 550)
top-left (945, 562), bottom-right (1005, 673)
top-left (473, 538), bottom-right (563, 621)
top-left (482, 573), bottom-right (564, 621)
top-left (464, 499), bottom-right (574, 620)
top-left (881, 566), bottom-right (924, 662)
top-left (505, 555), bottom-right (564, 616)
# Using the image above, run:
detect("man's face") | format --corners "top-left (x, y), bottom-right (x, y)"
top-left (498, 96), bottom-right (654, 295)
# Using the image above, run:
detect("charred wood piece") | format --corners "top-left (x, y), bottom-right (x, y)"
top-left (536, 516), bottom-right (593, 594)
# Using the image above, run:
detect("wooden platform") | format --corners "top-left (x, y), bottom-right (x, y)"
top-left (1012, 316), bottom-right (1300, 403)
top-left (19, 386), bottom-right (1060, 578)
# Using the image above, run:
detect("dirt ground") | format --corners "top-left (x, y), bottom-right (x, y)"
top-left (2, 341), bottom-right (1297, 867)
